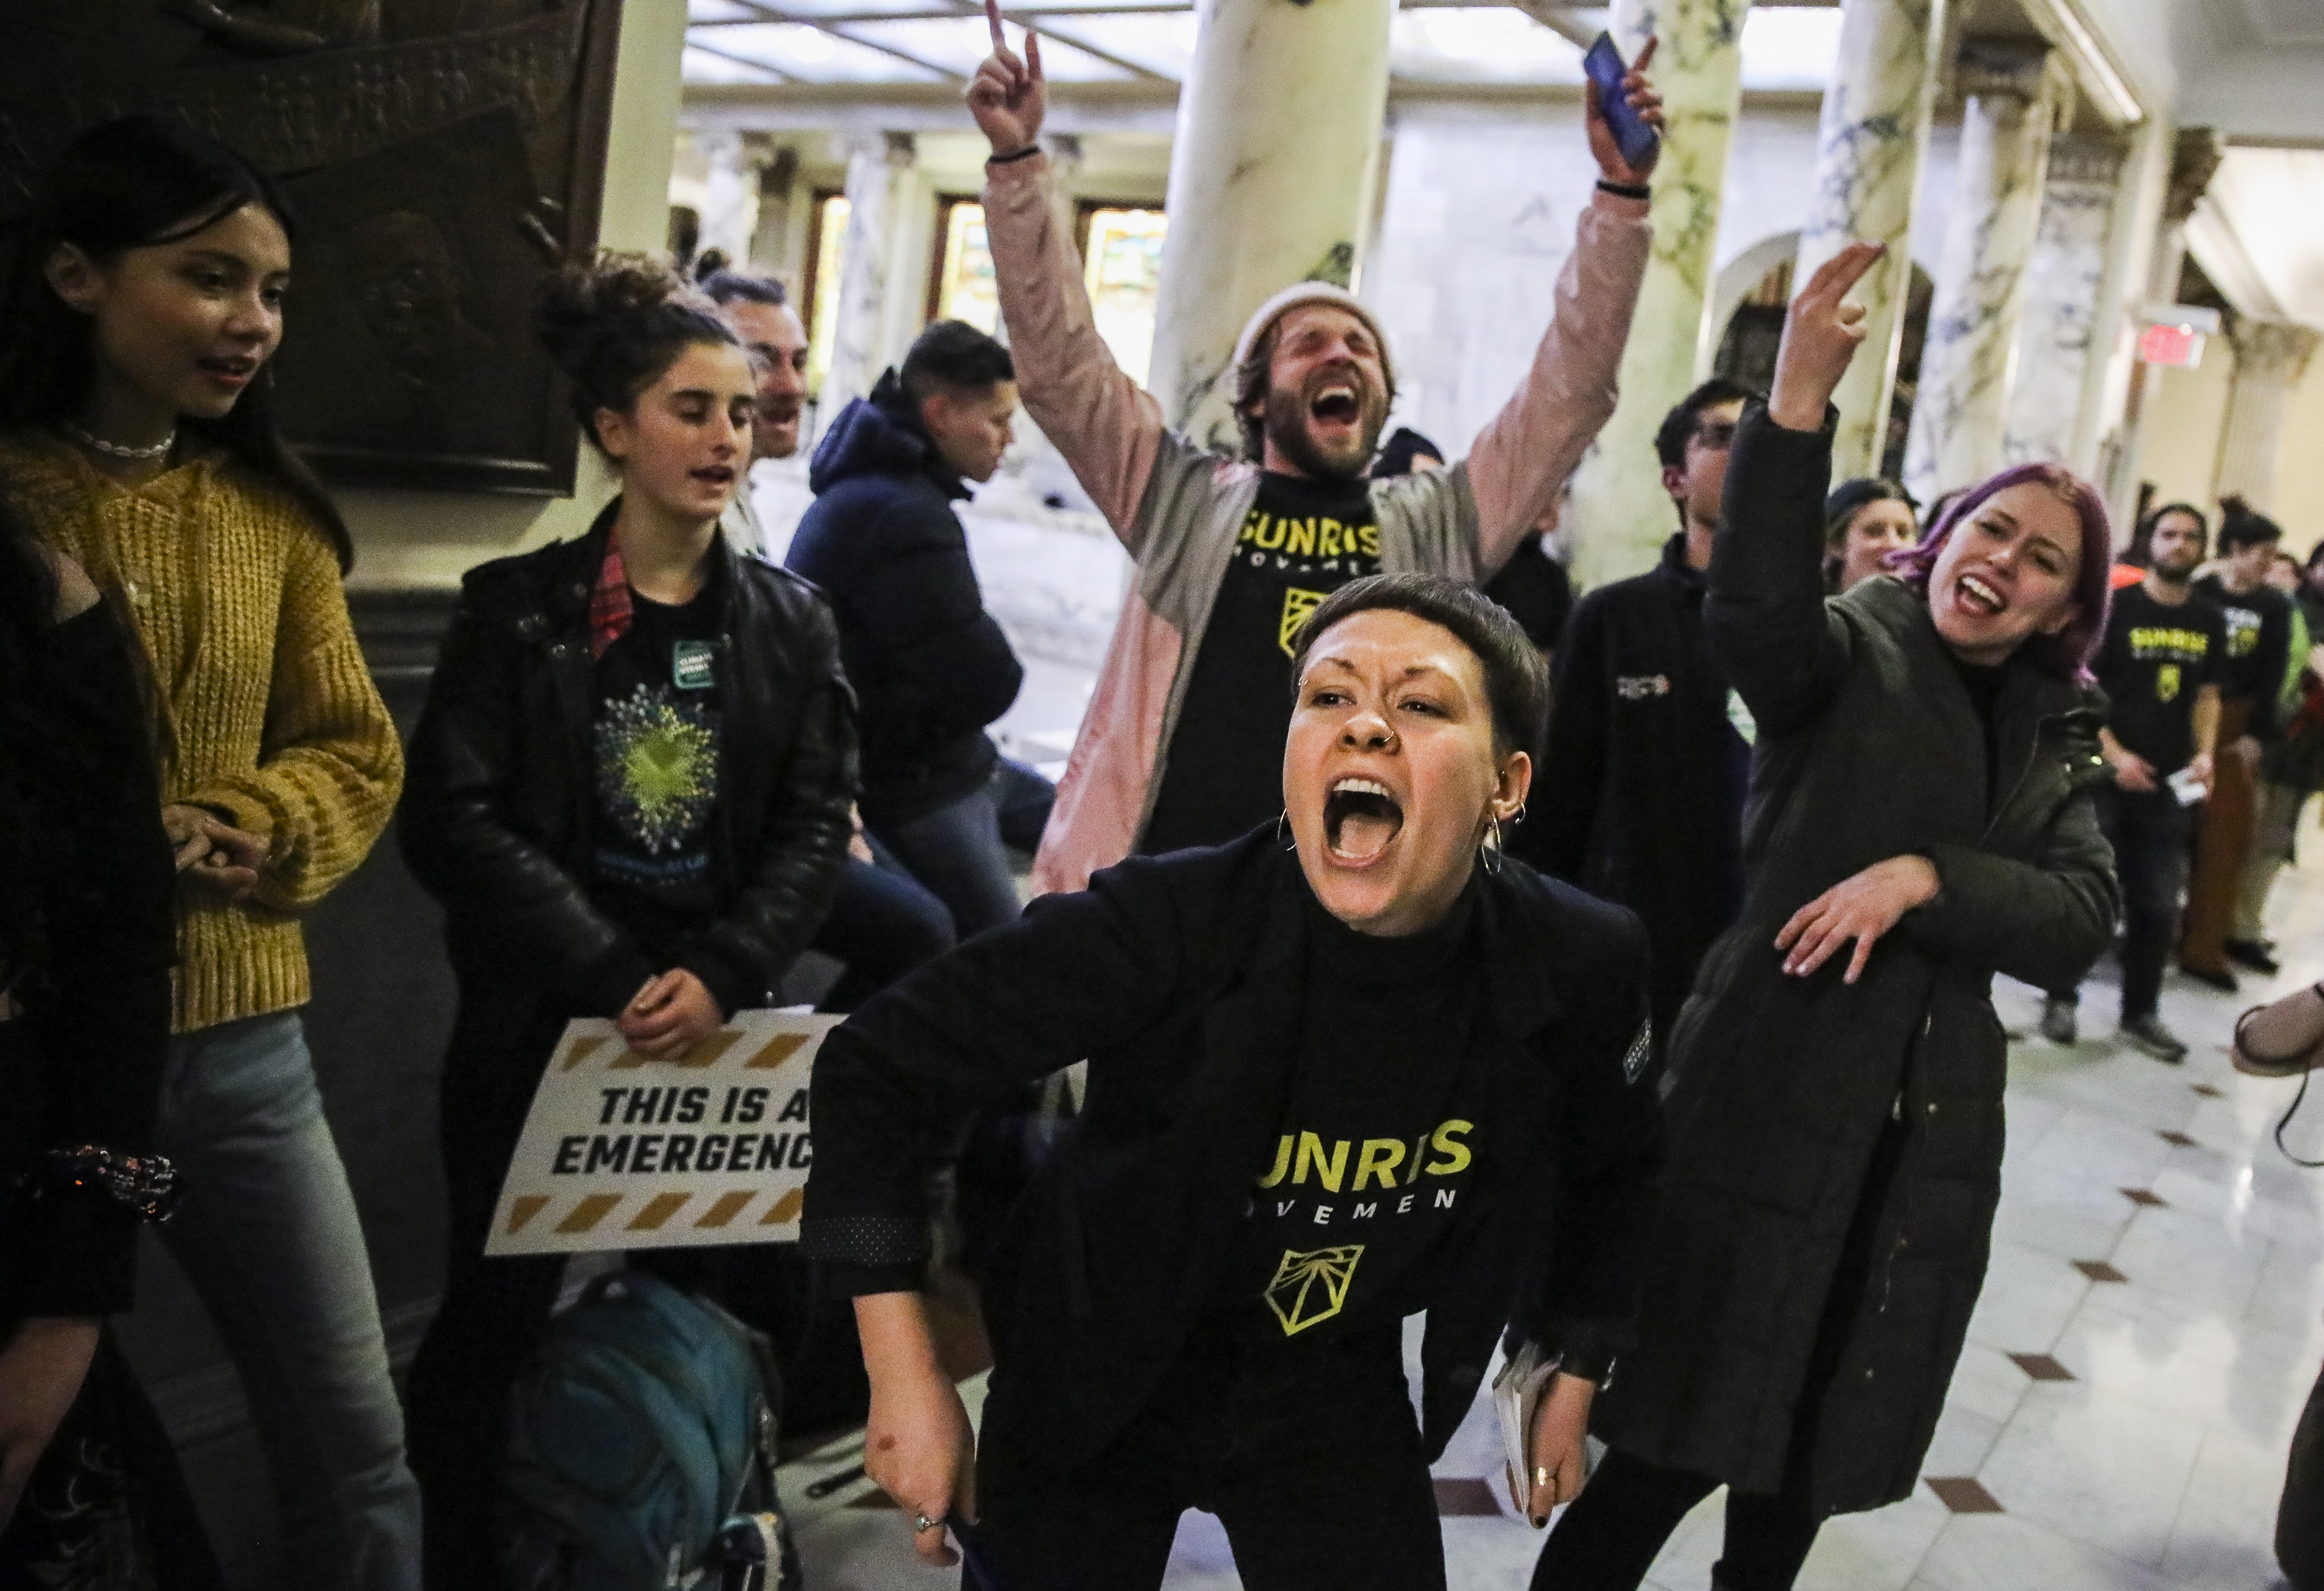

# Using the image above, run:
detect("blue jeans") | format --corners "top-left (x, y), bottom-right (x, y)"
top-left (812, 844), bottom-right (957, 1012)
top-left (155, 1012), bottom-right (422, 1591)
top-left (873, 758), bottom-right (1053, 940)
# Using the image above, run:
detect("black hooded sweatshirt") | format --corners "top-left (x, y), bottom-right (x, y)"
top-left (787, 371), bottom-right (1024, 823)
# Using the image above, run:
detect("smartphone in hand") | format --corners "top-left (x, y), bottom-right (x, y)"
top-left (1584, 32), bottom-right (1662, 172)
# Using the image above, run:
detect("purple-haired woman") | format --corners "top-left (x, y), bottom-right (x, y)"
top-left (1530, 244), bottom-right (2122, 1591)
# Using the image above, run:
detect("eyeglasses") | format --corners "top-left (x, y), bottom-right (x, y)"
top-left (1691, 421), bottom-right (1738, 452)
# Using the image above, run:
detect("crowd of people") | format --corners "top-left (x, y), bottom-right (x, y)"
top-left (3, 12), bottom-right (2322, 1591)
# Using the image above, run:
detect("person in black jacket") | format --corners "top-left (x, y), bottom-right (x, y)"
top-left (786, 319), bottom-right (1052, 939)
top-left (802, 573), bottom-right (1662, 1590)
top-left (0, 515), bottom-right (213, 1581)
top-left (398, 253), bottom-right (855, 1587)
top-left (1519, 377), bottom-right (1756, 1049)
top-left (1531, 243), bottom-right (2119, 1591)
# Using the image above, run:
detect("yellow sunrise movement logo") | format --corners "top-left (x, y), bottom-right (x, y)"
top-left (1265, 1245), bottom-right (1363, 1335)
top-left (1279, 587), bottom-right (1327, 657)
top-left (2156, 663), bottom-right (2181, 704)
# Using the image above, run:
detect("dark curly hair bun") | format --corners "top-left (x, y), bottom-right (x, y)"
top-left (535, 249), bottom-right (740, 453)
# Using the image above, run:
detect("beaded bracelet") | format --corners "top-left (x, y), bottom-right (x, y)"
top-left (36, 1145), bottom-right (180, 1224)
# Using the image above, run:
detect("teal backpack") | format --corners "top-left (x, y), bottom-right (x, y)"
top-left (502, 1269), bottom-right (800, 1591)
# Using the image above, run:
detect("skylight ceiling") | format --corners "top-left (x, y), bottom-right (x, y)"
top-left (684, 3), bottom-right (1846, 92)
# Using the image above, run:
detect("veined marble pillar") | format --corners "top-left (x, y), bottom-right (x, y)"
top-left (821, 132), bottom-right (915, 412)
top-left (2001, 139), bottom-right (2125, 468)
top-left (1902, 46), bottom-right (2067, 502)
top-left (2109, 128), bottom-right (2223, 526)
top-left (2214, 320), bottom-right (2324, 508)
top-left (697, 131), bottom-right (759, 266)
top-left (1147, 0), bottom-right (1394, 453)
top-left (1565, 0), bottom-right (1751, 591)
top-left (1795, 0), bottom-right (1950, 479)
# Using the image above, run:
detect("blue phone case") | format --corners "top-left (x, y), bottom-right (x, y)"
top-left (1584, 32), bottom-right (1660, 172)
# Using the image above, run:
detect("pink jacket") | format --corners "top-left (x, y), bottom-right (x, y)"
top-left (985, 154), bottom-right (1653, 896)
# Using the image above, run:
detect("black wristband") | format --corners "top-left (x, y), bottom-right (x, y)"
top-left (1596, 179), bottom-right (1651, 200)
top-left (988, 144), bottom-right (1043, 165)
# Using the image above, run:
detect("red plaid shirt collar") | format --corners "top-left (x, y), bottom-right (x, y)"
top-left (588, 537), bottom-right (633, 659)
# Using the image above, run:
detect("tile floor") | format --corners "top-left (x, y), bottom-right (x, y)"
top-left (778, 834), bottom-right (2324, 1590)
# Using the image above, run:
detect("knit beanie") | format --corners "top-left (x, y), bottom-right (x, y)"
top-left (1230, 282), bottom-right (1397, 392)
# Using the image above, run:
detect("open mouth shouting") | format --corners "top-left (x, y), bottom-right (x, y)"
top-left (1953, 571), bottom-right (2006, 618)
top-left (689, 463), bottom-right (737, 491)
top-left (199, 354), bottom-right (259, 391)
top-left (1324, 775), bottom-right (1404, 865)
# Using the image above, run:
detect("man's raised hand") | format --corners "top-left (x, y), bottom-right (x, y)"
top-left (969, 0), bottom-right (1046, 155)
top-left (1768, 240), bottom-right (1885, 432)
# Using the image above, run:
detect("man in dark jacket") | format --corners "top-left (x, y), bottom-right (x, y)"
top-left (786, 320), bottom-right (1050, 939)
top-left (1518, 377), bottom-right (1757, 1045)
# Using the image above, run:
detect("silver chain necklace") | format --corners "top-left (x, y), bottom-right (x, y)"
top-left (61, 421), bottom-right (176, 462)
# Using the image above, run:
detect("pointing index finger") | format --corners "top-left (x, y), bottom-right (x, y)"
top-left (985, 0), bottom-right (1005, 52)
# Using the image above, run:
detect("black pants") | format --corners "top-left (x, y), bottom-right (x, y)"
top-left (970, 1326), bottom-right (1443, 1590)
top-left (1525, 1448), bottom-right (1820, 1591)
top-left (2052, 784), bottom-right (2190, 1021)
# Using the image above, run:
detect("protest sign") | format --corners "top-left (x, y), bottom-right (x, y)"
top-left (484, 1010), bottom-right (838, 1256)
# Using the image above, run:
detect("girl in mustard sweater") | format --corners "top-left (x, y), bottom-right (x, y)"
top-left (0, 120), bottom-right (418, 1590)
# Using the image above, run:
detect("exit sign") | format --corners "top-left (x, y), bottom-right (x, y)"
top-left (2141, 323), bottom-right (2204, 367)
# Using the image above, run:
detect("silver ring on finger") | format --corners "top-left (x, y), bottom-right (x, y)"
top-left (914, 1512), bottom-right (945, 1534)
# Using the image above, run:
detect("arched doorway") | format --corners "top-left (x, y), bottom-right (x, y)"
top-left (1709, 237), bottom-right (1934, 483)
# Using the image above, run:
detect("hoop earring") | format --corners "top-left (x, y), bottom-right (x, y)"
top-left (1276, 809), bottom-right (1294, 850)
top-left (1481, 814), bottom-right (1505, 876)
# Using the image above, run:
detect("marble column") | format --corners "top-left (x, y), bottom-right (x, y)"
top-left (2001, 139), bottom-right (2125, 468)
top-left (1795, 0), bottom-right (1951, 480)
top-left (2108, 128), bottom-right (2223, 524)
top-left (1901, 45), bottom-right (2067, 502)
top-left (2214, 320), bottom-right (2324, 508)
top-left (745, 142), bottom-right (799, 271)
top-left (1147, 0), bottom-right (1394, 453)
top-left (1565, 0), bottom-right (1752, 591)
top-left (695, 130), bottom-right (759, 267)
top-left (821, 131), bottom-right (915, 412)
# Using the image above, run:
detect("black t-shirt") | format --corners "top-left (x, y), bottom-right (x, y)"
top-left (591, 578), bottom-right (730, 960)
top-left (1486, 534), bottom-right (1573, 653)
top-left (1219, 883), bottom-right (1484, 1350)
top-left (2095, 582), bottom-right (2227, 775)
top-left (1141, 473), bottom-right (1381, 855)
top-left (2195, 576), bottom-right (2293, 723)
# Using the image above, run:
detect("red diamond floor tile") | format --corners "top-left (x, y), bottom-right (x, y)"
top-left (2120, 1187), bottom-right (2168, 1207)
top-left (2008, 1351), bottom-right (2075, 1381)
top-left (2074, 1259), bottom-right (2130, 1282)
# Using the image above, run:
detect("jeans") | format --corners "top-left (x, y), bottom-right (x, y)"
top-left (873, 757), bottom-right (1054, 941)
top-left (811, 846), bottom-right (956, 1013)
top-left (154, 1012), bottom-right (422, 1591)
top-left (1527, 1448), bottom-right (1821, 1591)
top-left (972, 1325), bottom-right (1444, 1590)
top-left (2052, 783), bottom-right (2191, 1021)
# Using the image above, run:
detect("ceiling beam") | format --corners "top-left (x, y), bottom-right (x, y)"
top-left (685, 38), bottom-right (797, 83)
top-left (723, 0), bottom-right (966, 78)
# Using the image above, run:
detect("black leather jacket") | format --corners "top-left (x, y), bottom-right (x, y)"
top-left (401, 505), bottom-right (857, 1040)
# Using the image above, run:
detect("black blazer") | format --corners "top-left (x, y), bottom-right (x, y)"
top-left (801, 828), bottom-right (1662, 1472)
top-left (400, 502), bottom-right (857, 1060)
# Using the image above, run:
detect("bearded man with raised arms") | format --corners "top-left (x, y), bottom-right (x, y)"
top-left (968, 8), bottom-right (1664, 890)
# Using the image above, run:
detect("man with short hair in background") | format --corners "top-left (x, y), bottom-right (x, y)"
top-left (2043, 504), bottom-right (2223, 1060)
top-left (1518, 378), bottom-right (1756, 1051)
top-left (698, 256), bottom-right (811, 561)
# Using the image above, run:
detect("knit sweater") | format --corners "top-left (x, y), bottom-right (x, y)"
top-left (1, 435), bottom-right (403, 1033)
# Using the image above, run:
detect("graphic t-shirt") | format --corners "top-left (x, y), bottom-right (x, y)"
top-left (1220, 884), bottom-right (1485, 1350)
top-left (2194, 576), bottom-right (2293, 721)
top-left (1141, 473), bottom-right (1381, 856)
top-left (2095, 582), bottom-right (2227, 775)
top-left (591, 579), bottom-right (729, 956)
